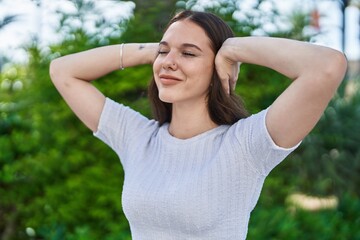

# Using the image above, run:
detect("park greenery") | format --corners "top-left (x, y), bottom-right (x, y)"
top-left (1, 0), bottom-right (359, 239)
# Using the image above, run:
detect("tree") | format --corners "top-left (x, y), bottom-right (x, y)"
top-left (0, 13), bottom-right (19, 71)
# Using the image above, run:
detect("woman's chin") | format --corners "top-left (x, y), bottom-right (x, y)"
top-left (158, 93), bottom-right (176, 103)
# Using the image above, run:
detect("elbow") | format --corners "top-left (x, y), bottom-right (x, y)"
top-left (304, 50), bottom-right (348, 94)
top-left (324, 50), bottom-right (348, 85)
top-left (49, 58), bottom-right (62, 83)
top-left (49, 58), bottom-right (76, 90)
top-left (49, 57), bottom-right (72, 86)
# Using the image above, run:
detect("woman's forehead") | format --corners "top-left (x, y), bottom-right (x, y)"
top-left (161, 20), bottom-right (211, 48)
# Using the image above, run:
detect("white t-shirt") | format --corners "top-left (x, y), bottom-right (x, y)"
top-left (94, 98), bottom-right (300, 240)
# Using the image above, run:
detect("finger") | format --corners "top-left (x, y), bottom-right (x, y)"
top-left (231, 71), bottom-right (238, 90)
top-left (220, 75), bottom-right (230, 94)
top-left (224, 77), bottom-right (230, 95)
top-left (227, 79), bottom-right (231, 94)
top-left (221, 74), bottom-right (230, 94)
top-left (230, 77), bottom-right (236, 91)
top-left (216, 67), bottom-right (230, 94)
top-left (231, 63), bottom-right (240, 90)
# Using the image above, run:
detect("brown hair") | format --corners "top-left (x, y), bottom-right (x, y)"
top-left (148, 10), bottom-right (248, 125)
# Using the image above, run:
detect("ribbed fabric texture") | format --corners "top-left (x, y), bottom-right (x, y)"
top-left (94, 98), bottom-right (300, 240)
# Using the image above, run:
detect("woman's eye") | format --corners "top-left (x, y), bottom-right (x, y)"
top-left (183, 52), bottom-right (195, 57)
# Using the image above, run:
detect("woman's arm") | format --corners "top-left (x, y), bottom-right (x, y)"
top-left (49, 43), bottom-right (158, 132)
top-left (216, 37), bottom-right (347, 148)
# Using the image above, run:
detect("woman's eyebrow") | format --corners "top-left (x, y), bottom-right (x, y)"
top-left (182, 43), bottom-right (203, 52)
top-left (159, 41), bottom-right (203, 52)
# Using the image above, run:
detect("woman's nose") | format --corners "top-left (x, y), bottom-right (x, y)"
top-left (162, 52), bottom-right (178, 70)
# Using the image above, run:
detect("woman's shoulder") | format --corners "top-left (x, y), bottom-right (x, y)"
top-left (231, 107), bottom-right (269, 128)
top-left (103, 97), bottom-right (153, 122)
top-left (97, 97), bottom-right (160, 137)
top-left (223, 107), bottom-right (270, 146)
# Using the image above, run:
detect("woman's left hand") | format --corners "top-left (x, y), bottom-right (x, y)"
top-left (215, 43), bottom-right (240, 94)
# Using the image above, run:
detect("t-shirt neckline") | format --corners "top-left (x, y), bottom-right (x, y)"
top-left (159, 123), bottom-right (229, 145)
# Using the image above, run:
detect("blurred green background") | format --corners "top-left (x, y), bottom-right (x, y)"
top-left (1, 0), bottom-right (360, 239)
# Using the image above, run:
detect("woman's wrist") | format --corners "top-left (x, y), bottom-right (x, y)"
top-left (121, 43), bottom-right (159, 68)
top-left (218, 38), bottom-right (241, 63)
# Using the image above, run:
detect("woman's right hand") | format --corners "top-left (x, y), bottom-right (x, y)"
top-left (215, 39), bottom-right (241, 94)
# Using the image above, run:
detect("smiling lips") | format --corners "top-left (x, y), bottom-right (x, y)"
top-left (159, 74), bottom-right (182, 85)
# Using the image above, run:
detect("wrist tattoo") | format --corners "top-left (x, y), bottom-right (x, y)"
top-left (139, 44), bottom-right (145, 50)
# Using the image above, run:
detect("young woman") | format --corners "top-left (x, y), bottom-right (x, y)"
top-left (50, 10), bottom-right (347, 240)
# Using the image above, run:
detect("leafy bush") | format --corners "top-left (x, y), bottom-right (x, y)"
top-left (286, 78), bottom-right (360, 197)
top-left (248, 192), bottom-right (360, 239)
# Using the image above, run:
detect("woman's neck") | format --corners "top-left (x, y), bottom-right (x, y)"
top-left (168, 100), bottom-right (218, 139)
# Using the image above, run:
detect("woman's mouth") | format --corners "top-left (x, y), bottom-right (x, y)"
top-left (159, 74), bottom-right (182, 85)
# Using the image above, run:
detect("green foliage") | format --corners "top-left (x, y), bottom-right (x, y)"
top-left (284, 79), bottom-right (360, 197)
top-left (0, 46), bottom-right (129, 238)
top-left (122, 0), bottom-right (178, 43)
top-left (248, 191), bottom-right (360, 239)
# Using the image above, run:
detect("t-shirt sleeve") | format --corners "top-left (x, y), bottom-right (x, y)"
top-left (233, 107), bottom-right (301, 176)
top-left (93, 98), bottom-right (156, 165)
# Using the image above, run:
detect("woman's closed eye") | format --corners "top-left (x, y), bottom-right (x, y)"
top-left (182, 51), bottom-right (196, 57)
top-left (158, 50), bottom-right (169, 55)
top-left (157, 50), bottom-right (196, 57)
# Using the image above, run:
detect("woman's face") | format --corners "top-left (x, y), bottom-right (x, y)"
top-left (153, 20), bottom-right (215, 105)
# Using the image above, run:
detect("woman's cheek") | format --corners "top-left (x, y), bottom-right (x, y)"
top-left (152, 57), bottom-right (161, 73)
